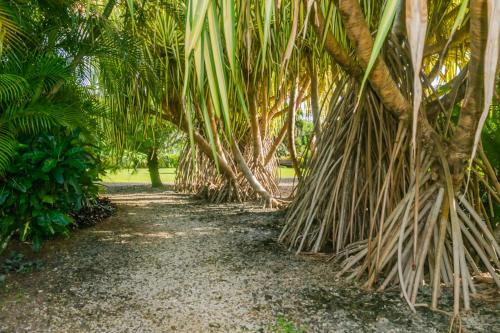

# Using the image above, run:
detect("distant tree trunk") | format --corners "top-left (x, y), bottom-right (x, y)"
top-left (248, 85), bottom-right (264, 163)
top-left (287, 82), bottom-right (303, 181)
top-left (147, 148), bottom-right (163, 188)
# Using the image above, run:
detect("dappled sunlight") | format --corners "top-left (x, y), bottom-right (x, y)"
top-left (89, 224), bottom-right (221, 245)
top-left (107, 193), bottom-right (193, 208)
top-left (132, 232), bottom-right (174, 239)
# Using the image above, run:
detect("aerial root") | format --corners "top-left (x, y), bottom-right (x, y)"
top-left (279, 79), bottom-right (499, 313)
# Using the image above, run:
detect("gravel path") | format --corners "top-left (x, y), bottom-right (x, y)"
top-left (0, 187), bottom-right (498, 332)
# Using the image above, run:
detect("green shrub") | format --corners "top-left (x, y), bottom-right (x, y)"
top-left (271, 317), bottom-right (307, 333)
top-left (2, 251), bottom-right (44, 274)
top-left (163, 153), bottom-right (180, 168)
top-left (0, 131), bottom-right (103, 251)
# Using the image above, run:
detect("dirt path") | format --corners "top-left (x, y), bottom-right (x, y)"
top-left (0, 187), bottom-right (498, 332)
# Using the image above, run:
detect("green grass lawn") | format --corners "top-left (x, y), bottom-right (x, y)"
top-left (102, 168), bottom-right (177, 183)
top-left (103, 167), bottom-right (296, 183)
top-left (277, 167), bottom-right (296, 178)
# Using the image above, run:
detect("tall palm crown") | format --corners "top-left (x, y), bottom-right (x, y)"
top-left (0, 0), bottom-right (119, 173)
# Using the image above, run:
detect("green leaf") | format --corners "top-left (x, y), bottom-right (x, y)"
top-left (24, 150), bottom-right (47, 163)
top-left (0, 190), bottom-right (9, 205)
top-left (448, 0), bottom-right (469, 42)
top-left (49, 212), bottom-right (71, 227)
top-left (66, 147), bottom-right (84, 156)
top-left (0, 216), bottom-right (15, 235)
top-left (42, 158), bottom-right (57, 172)
top-left (360, 0), bottom-right (401, 91)
top-left (263, 0), bottom-right (274, 55)
top-left (9, 179), bottom-right (27, 192)
top-left (185, 0), bottom-right (210, 56)
top-left (31, 234), bottom-right (42, 252)
top-left (54, 167), bottom-right (64, 184)
top-left (0, 74), bottom-right (29, 103)
top-left (40, 194), bottom-right (55, 204)
top-left (206, 2), bottom-right (232, 137)
top-left (222, 0), bottom-right (235, 73)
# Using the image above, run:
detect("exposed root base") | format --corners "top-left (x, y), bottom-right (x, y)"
top-left (279, 73), bottom-right (499, 313)
top-left (175, 144), bottom-right (280, 205)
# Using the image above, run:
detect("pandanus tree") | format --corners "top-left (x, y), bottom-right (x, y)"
top-left (279, 0), bottom-right (500, 315)
top-left (174, 0), bottom-right (296, 204)
top-left (177, 0), bottom-right (338, 205)
top-left (96, 0), bottom-right (320, 205)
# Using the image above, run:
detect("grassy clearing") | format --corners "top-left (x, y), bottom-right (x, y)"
top-left (103, 167), bottom-right (296, 183)
top-left (102, 168), bottom-right (177, 183)
top-left (277, 167), bottom-right (296, 178)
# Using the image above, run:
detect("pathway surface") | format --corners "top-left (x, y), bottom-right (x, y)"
top-left (0, 187), bottom-right (498, 332)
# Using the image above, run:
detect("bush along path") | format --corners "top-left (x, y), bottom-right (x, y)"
top-left (0, 187), bottom-right (498, 333)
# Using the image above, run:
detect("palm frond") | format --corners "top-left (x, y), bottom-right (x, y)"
top-left (0, 1), bottom-right (23, 55)
top-left (4, 102), bottom-right (83, 134)
top-left (0, 74), bottom-right (29, 103)
top-left (0, 123), bottom-right (16, 175)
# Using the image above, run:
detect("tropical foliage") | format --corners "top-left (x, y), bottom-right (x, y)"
top-left (0, 0), bottom-right (119, 173)
top-left (0, 132), bottom-right (102, 252)
top-left (0, 0), bottom-right (498, 318)
top-left (0, 0), bottom-right (112, 251)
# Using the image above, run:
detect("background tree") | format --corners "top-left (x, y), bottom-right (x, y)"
top-left (95, 0), bottom-right (321, 205)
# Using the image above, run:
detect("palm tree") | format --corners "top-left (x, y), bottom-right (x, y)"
top-left (0, 0), bottom-right (118, 174)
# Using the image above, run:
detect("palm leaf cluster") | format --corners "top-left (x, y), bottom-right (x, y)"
top-left (0, 0), bottom-right (120, 174)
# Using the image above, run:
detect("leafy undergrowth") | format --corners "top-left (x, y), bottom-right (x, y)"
top-left (70, 197), bottom-right (117, 229)
top-left (2, 252), bottom-right (44, 274)
top-left (0, 132), bottom-right (104, 251)
top-left (0, 197), bottom-right (116, 286)
top-left (271, 317), bottom-right (307, 333)
top-left (0, 251), bottom-right (45, 286)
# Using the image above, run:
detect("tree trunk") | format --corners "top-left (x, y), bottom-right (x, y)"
top-left (287, 82), bottom-right (303, 181)
top-left (162, 101), bottom-right (239, 183)
top-left (264, 121), bottom-right (288, 166)
top-left (231, 140), bottom-right (277, 207)
top-left (307, 0), bottom-right (359, 75)
top-left (307, 55), bottom-right (321, 140)
top-left (147, 148), bottom-right (163, 188)
top-left (448, 0), bottom-right (489, 187)
top-left (335, 0), bottom-right (411, 118)
top-left (248, 85), bottom-right (264, 163)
